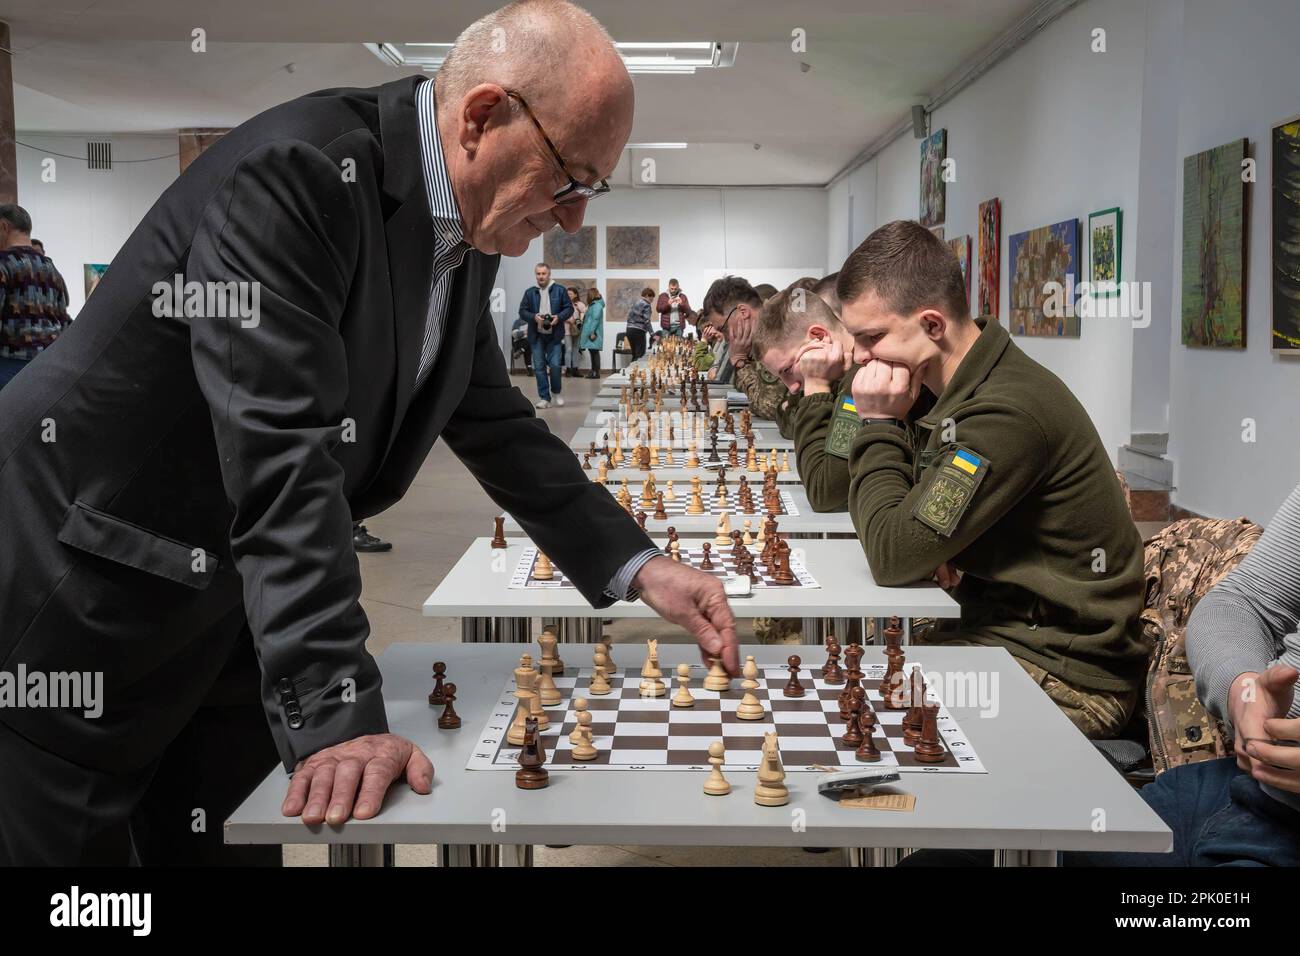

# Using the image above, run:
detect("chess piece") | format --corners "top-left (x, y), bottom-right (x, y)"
top-left (783, 655), bottom-right (805, 698)
top-left (515, 717), bottom-right (549, 790)
top-left (639, 639), bottom-right (666, 697)
top-left (742, 519), bottom-right (753, 546)
top-left (855, 707), bottom-right (881, 762)
top-left (635, 510), bottom-right (648, 532)
top-left (773, 540), bottom-right (795, 585)
top-left (602, 639), bottom-right (616, 674)
top-left (753, 732), bottom-right (789, 807)
top-left (596, 461), bottom-right (608, 483)
top-left (821, 637), bottom-right (844, 684)
top-left (664, 480), bottom-right (676, 502)
top-left (428, 661), bottom-right (447, 706)
top-left (569, 698), bottom-right (590, 744)
top-left (703, 741), bottom-right (731, 795)
top-left (538, 659), bottom-right (562, 707)
top-left (490, 516), bottom-right (507, 549)
top-left (533, 551), bottom-right (554, 581)
top-left (670, 539), bottom-right (682, 562)
top-left (571, 709), bottom-right (598, 761)
top-left (687, 442), bottom-right (699, 468)
top-left (507, 655), bottom-right (539, 746)
top-left (913, 702), bottom-right (947, 763)
top-left (699, 542), bottom-right (714, 570)
top-left (837, 644), bottom-right (865, 717)
top-left (672, 662), bottom-right (695, 708)
top-left (842, 686), bottom-right (866, 747)
top-left (438, 682), bottom-right (462, 729)
top-left (736, 656), bottom-right (765, 720)
top-left (589, 646), bottom-right (612, 696)
top-left (703, 656), bottom-right (731, 692)
top-left (653, 492), bottom-right (668, 520)
top-left (903, 665), bottom-right (926, 746)
top-left (686, 488), bottom-right (706, 515)
top-left (781, 450), bottom-right (791, 472)
top-left (714, 513), bottom-right (731, 547)
top-left (538, 628), bottom-right (564, 677)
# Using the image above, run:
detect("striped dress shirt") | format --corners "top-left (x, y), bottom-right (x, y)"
top-left (413, 78), bottom-right (658, 599)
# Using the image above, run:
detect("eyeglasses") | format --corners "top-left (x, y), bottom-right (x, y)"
top-left (715, 306), bottom-right (741, 332)
top-left (504, 89), bottom-right (611, 206)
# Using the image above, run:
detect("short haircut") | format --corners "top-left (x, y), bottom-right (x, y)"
top-left (640, 287), bottom-right (655, 298)
top-left (754, 283), bottom-right (779, 300)
top-left (701, 275), bottom-right (761, 320)
top-left (536, 261), bottom-right (551, 270)
top-left (0, 204), bottom-right (33, 235)
top-left (31, 238), bottom-right (44, 251)
top-left (753, 286), bottom-right (842, 359)
top-left (836, 219), bottom-right (969, 320)
top-left (814, 272), bottom-right (841, 315)
top-left (668, 278), bottom-right (679, 285)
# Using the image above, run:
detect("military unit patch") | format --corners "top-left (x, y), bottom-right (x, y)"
top-left (826, 395), bottom-right (860, 460)
top-left (913, 445), bottom-right (990, 537)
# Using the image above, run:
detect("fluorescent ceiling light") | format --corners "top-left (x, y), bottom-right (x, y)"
top-left (365, 41), bottom-right (738, 75)
top-left (625, 143), bottom-right (688, 149)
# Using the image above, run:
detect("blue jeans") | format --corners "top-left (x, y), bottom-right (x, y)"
top-left (0, 356), bottom-right (29, 389)
top-left (531, 338), bottom-right (563, 400)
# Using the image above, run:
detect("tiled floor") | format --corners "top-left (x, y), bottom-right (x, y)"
top-left (285, 372), bottom-right (789, 867)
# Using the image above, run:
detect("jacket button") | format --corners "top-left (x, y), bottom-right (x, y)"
top-left (287, 713), bottom-right (304, 730)
top-left (277, 678), bottom-right (293, 695)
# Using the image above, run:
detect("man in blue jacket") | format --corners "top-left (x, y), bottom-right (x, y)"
top-left (519, 261), bottom-right (572, 408)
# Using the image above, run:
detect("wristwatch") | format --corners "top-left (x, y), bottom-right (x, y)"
top-left (860, 417), bottom-right (906, 429)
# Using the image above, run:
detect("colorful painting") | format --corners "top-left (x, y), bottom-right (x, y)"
top-left (977, 198), bottom-right (1000, 318)
top-left (1008, 219), bottom-right (1081, 337)
top-left (607, 278), bottom-right (659, 323)
top-left (919, 129), bottom-right (947, 228)
top-left (606, 226), bottom-right (660, 269)
top-left (1181, 138), bottom-right (1248, 348)
top-left (543, 225), bottom-right (597, 270)
top-left (1272, 118), bottom-right (1300, 353)
top-left (1088, 207), bottom-right (1122, 295)
top-left (84, 263), bottom-right (109, 300)
top-left (947, 235), bottom-right (971, 308)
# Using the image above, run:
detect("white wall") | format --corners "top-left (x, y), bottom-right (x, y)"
top-left (496, 186), bottom-right (829, 367)
top-left (1165, 0), bottom-right (1300, 521)
top-left (824, 0), bottom-right (1150, 465)
top-left (15, 133), bottom-right (179, 316)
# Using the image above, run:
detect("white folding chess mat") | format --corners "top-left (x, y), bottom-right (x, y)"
top-left (466, 664), bottom-right (985, 774)
top-left (509, 546), bottom-right (821, 589)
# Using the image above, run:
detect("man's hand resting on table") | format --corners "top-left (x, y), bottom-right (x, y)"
top-left (633, 555), bottom-right (740, 676)
top-left (282, 733), bottom-right (433, 825)
top-left (1230, 664), bottom-right (1300, 793)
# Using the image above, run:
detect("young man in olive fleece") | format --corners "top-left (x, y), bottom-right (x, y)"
top-left (836, 220), bottom-right (1146, 739)
top-left (754, 286), bottom-right (863, 512)
top-left (699, 276), bottom-right (789, 423)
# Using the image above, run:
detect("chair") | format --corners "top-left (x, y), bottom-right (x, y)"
top-left (612, 332), bottom-right (634, 370)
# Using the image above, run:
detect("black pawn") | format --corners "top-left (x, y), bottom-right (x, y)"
top-left (700, 542), bottom-right (714, 570)
top-left (428, 661), bottom-right (447, 706)
top-left (438, 682), bottom-right (461, 729)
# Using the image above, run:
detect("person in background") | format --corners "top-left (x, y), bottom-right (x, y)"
top-left (754, 282), bottom-right (778, 300)
top-left (0, 204), bottom-right (71, 390)
top-left (510, 313), bottom-right (534, 373)
top-left (699, 275), bottom-right (788, 421)
top-left (656, 278), bottom-right (692, 337)
top-left (565, 284), bottom-right (585, 377)
top-left (700, 322), bottom-right (732, 382)
top-left (519, 261), bottom-right (571, 408)
top-left (624, 286), bottom-right (654, 360)
top-left (30, 239), bottom-right (45, 256)
top-left (581, 286), bottom-right (604, 378)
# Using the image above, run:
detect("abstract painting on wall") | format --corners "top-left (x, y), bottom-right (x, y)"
top-left (606, 226), bottom-right (660, 269)
top-left (1272, 117), bottom-right (1300, 354)
top-left (543, 225), bottom-right (597, 270)
top-left (84, 264), bottom-right (109, 300)
top-left (919, 129), bottom-right (947, 228)
top-left (947, 235), bottom-right (971, 307)
top-left (606, 278), bottom-right (658, 323)
top-left (977, 198), bottom-right (1000, 318)
top-left (1008, 219), bottom-right (1081, 337)
top-left (1181, 138), bottom-right (1247, 349)
top-left (1087, 207), bottom-right (1122, 295)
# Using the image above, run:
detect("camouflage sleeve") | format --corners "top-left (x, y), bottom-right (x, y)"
top-left (791, 391), bottom-right (851, 512)
top-left (733, 360), bottom-right (788, 422)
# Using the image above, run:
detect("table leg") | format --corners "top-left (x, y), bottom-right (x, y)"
top-left (461, 616), bottom-right (490, 643)
top-left (842, 847), bottom-right (912, 867)
top-left (329, 844), bottom-right (394, 867)
top-left (550, 617), bottom-right (600, 643)
top-left (995, 849), bottom-right (1059, 867)
top-left (461, 616), bottom-right (530, 643)
top-left (439, 844), bottom-right (479, 867)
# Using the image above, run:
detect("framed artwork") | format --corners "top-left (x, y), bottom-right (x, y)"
top-left (1181, 138), bottom-right (1248, 349)
top-left (1008, 218), bottom-right (1081, 337)
top-left (1087, 207), bottom-right (1122, 296)
top-left (84, 263), bottom-right (109, 300)
top-left (1272, 116), bottom-right (1300, 353)
top-left (919, 129), bottom-right (947, 228)
top-left (606, 226), bottom-right (660, 269)
top-left (606, 278), bottom-right (658, 323)
top-left (947, 235), bottom-right (971, 307)
top-left (543, 225), bottom-right (596, 270)
top-left (928, 225), bottom-right (945, 241)
top-left (977, 198), bottom-right (1001, 318)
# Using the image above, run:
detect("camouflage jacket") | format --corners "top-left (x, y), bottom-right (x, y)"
top-left (733, 359), bottom-right (788, 422)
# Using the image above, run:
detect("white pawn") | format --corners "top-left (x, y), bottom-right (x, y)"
top-left (569, 698), bottom-right (590, 744)
top-left (672, 662), bottom-right (695, 708)
top-left (572, 710), bottom-right (598, 761)
top-left (589, 649), bottom-right (612, 696)
top-left (736, 655), bottom-right (765, 720)
top-left (533, 552), bottom-right (554, 581)
top-left (665, 480), bottom-right (677, 501)
top-left (703, 741), bottom-right (731, 796)
top-left (742, 519), bottom-right (754, 546)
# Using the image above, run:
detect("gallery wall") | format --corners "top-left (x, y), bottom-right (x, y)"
top-left (14, 133), bottom-right (179, 316)
top-left (497, 186), bottom-right (829, 367)
top-left (1164, 0), bottom-right (1300, 522)
top-left (825, 0), bottom-right (1149, 464)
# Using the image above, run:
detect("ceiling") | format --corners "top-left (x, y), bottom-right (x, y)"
top-left (3, 0), bottom-right (1044, 185)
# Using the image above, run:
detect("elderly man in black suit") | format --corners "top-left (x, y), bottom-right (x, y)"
top-left (0, 0), bottom-right (737, 865)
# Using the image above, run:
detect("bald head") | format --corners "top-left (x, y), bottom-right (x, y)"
top-left (435, 1), bottom-right (633, 256)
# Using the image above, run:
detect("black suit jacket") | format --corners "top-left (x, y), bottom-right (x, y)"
top-left (0, 77), bottom-right (651, 772)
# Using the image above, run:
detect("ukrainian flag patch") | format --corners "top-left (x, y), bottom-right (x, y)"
top-left (952, 448), bottom-right (981, 475)
top-left (840, 396), bottom-right (856, 413)
top-left (913, 444), bottom-right (990, 537)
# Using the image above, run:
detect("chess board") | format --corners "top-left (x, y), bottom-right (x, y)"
top-left (509, 545), bottom-right (820, 589)
top-left (466, 663), bottom-right (985, 774)
top-left (605, 487), bottom-right (799, 518)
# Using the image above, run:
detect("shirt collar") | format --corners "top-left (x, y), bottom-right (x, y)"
top-left (916, 317), bottom-right (1010, 428)
top-left (415, 77), bottom-right (466, 249)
